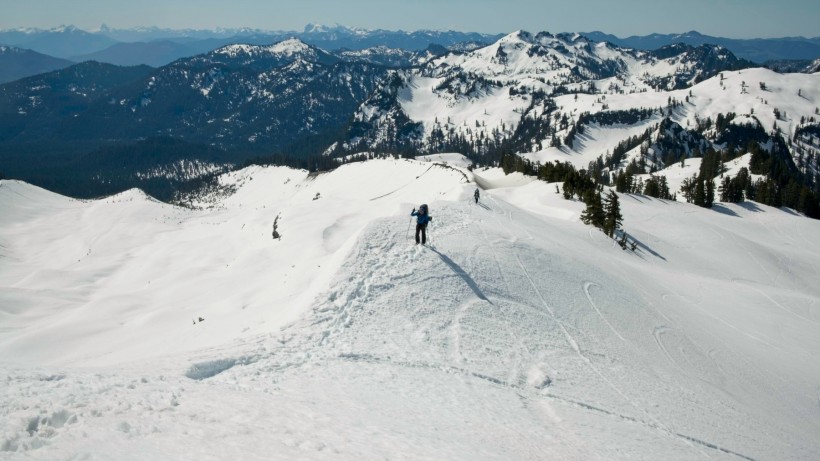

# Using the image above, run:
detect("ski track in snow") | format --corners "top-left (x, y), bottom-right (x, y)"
top-left (662, 291), bottom-right (779, 349)
top-left (315, 198), bottom-right (741, 459)
top-left (583, 282), bottom-right (626, 342)
top-left (471, 206), bottom-right (538, 387)
top-left (733, 279), bottom-right (819, 325)
top-left (479, 195), bottom-right (724, 459)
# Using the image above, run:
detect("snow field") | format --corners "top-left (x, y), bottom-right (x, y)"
top-left (2, 157), bottom-right (820, 459)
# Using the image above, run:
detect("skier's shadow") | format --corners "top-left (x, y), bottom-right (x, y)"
top-left (427, 247), bottom-right (493, 305)
top-left (477, 202), bottom-right (491, 210)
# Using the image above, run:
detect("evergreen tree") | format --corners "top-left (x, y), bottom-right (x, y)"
top-left (644, 175), bottom-right (660, 198)
top-left (694, 177), bottom-right (706, 206)
top-left (719, 176), bottom-right (732, 202)
top-left (643, 174), bottom-right (673, 200)
top-left (580, 190), bottom-right (605, 229)
top-left (705, 178), bottom-right (715, 208)
top-left (602, 191), bottom-right (623, 238)
top-left (680, 174), bottom-right (697, 203)
top-left (615, 171), bottom-right (633, 193)
top-left (659, 175), bottom-right (671, 199)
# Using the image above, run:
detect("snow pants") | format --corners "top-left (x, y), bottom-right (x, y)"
top-left (415, 223), bottom-right (427, 244)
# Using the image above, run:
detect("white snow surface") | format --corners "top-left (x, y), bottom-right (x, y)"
top-left (2, 159), bottom-right (820, 460)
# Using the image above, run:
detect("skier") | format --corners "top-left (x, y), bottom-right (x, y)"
top-left (474, 188), bottom-right (480, 204)
top-left (411, 204), bottom-right (432, 245)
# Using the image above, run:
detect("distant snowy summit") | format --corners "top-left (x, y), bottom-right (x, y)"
top-left (210, 38), bottom-right (336, 65)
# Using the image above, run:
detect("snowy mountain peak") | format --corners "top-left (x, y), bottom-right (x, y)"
top-left (678, 30), bottom-right (706, 39)
top-left (210, 38), bottom-right (333, 65)
top-left (268, 37), bottom-right (314, 55)
top-left (303, 23), bottom-right (350, 34)
top-left (501, 30), bottom-right (533, 43)
top-left (48, 24), bottom-right (82, 34)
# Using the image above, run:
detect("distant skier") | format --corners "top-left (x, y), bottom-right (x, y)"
top-left (474, 188), bottom-right (480, 204)
top-left (411, 204), bottom-right (432, 245)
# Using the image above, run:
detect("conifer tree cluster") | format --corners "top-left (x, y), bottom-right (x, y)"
top-left (581, 190), bottom-right (623, 237)
top-left (500, 153), bottom-right (577, 182)
top-left (500, 152), bottom-right (628, 237)
top-left (746, 141), bottom-right (820, 217)
top-left (562, 169), bottom-right (598, 200)
top-left (680, 149), bottom-right (721, 208)
top-left (718, 167), bottom-right (751, 203)
top-left (642, 175), bottom-right (674, 199)
top-left (613, 171), bottom-right (643, 194)
top-left (603, 130), bottom-right (654, 170)
top-left (602, 191), bottom-right (623, 237)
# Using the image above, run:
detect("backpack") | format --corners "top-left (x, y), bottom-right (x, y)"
top-left (418, 204), bottom-right (428, 216)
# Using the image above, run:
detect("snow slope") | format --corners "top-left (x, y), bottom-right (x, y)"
top-left (2, 159), bottom-right (820, 460)
top-left (523, 67), bottom-right (819, 169)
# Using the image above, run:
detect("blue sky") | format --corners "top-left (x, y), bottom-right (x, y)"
top-left (2, 0), bottom-right (818, 38)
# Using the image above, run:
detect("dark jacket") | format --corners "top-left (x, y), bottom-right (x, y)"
top-left (411, 209), bottom-right (432, 225)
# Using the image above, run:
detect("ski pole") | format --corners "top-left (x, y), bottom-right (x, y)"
top-left (406, 216), bottom-right (413, 239)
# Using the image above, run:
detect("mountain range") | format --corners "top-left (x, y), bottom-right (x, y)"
top-left (0, 46), bottom-right (74, 84)
top-left (583, 30), bottom-right (820, 63)
top-left (1, 24), bottom-right (819, 72)
top-left (0, 24), bottom-right (504, 69)
top-left (0, 29), bottom-right (818, 216)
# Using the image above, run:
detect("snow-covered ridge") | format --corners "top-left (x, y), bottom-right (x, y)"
top-left (213, 38), bottom-right (316, 59)
top-left (303, 23), bottom-right (369, 36)
top-left (424, 29), bottom-right (745, 88)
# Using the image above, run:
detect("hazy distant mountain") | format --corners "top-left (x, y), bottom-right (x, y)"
top-left (295, 23), bottom-right (503, 51)
top-left (0, 46), bottom-right (74, 83)
top-left (73, 40), bottom-right (212, 67)
top-left (0, 25), bottom-right (117, 59)
top-left (0, 24), bottom-right (502, 67)
top-left (95, 24), bottom-right (267, 42)
top-left (98, 24), bottom-right (502, 67)
top-left (582, 30), bottom-right (820, 63)
top-left (7, 25), bottom-right (817, 68)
